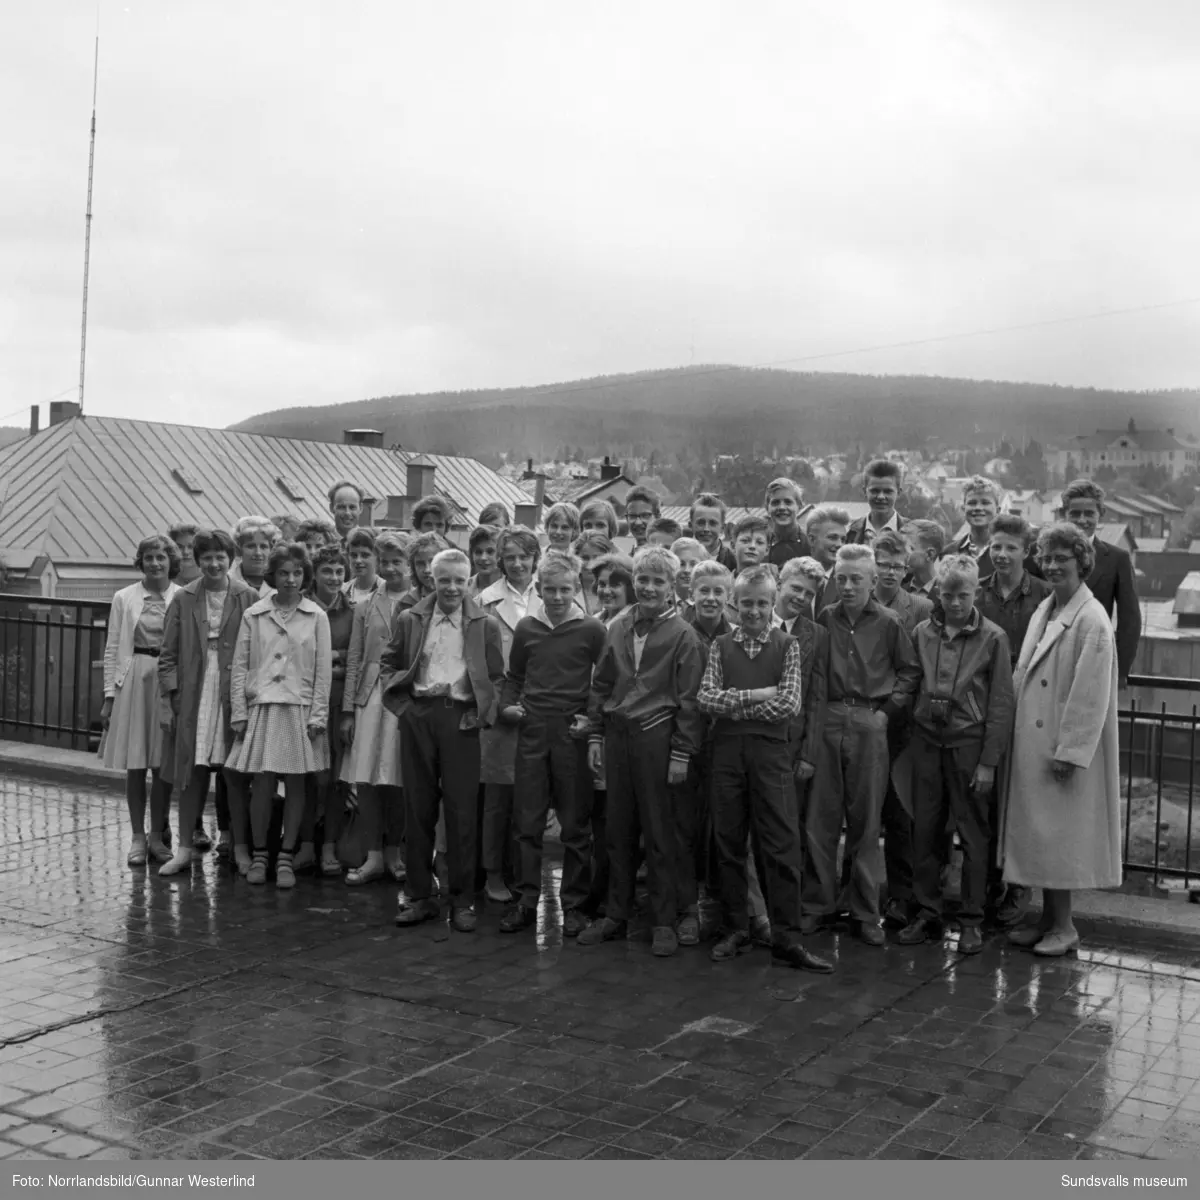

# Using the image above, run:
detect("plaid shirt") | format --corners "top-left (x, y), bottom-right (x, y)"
top-left (697, 627), bottom-right (803, 724)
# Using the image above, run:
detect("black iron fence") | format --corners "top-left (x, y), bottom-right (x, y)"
top-left (0, 594), bottom-right (110, 752)
top-left (1121, 674), bottom-right (1200, 886)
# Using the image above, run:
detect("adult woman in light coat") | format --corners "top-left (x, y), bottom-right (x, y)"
top-left (101, 534), bottom-right (182, 867)
top-left (1001, 522), bottom-right (1122, 957)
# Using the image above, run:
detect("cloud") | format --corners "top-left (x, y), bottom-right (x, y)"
top-left (2, 0), bottom-right (1200, 430)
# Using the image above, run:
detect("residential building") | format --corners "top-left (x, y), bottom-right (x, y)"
top-left (1070, 424), bottom-right (1199, 480)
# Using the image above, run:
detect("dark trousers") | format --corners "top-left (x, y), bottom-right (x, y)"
top-left (399, 700), bottom-right (480, 909)
top-left (514, 714), bottom-right (593, 913)
top-left (804, 703), bottom-right (890, 922)
top-left (882, 716), bottom-right (914, 910)
top-left (584, 788), bottom-right (609, 916)
top-left (911, 734), bottom-right (991, 927)
top-left (481, 783), bottom-right (516, 876)
top-left (604, 720), bottom-right (692, 927)
top-left (710, 733), bottom-right (803, 938)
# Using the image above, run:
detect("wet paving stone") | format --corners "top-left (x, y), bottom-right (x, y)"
top-left (3, 773), bottom-right (1200, 1159)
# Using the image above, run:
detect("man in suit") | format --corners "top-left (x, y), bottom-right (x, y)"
top-left (1061, 478), bottom-right (1140, 685)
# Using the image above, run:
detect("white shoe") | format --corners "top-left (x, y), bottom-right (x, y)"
top-left (158, 849), bottom-right (194, 877)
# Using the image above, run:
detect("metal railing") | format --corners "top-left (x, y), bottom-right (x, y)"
top-left (1121, 673), bottom-right (1200, 886)
top-left (0, 594), bottom-right (111, 752)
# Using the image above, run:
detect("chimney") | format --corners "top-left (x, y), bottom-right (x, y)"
top-left (343, 428), bottom-right (384, 449)
top-left (29, 405), bottom-right (39, 436)
top-left (360, 496), bottom-right (376, 525)
top-left (385, 496), bottom-right (410, 526)
top-left (514, 503), bottom-right (540, 530)
top-left (49, 400), bottom-right (81, 427)
top-left (532, 474), bottom-right (546, 508)
top-left (406, 454), bottom-right (436, 499)
top-left (600, 455), bottom-right (620, 482)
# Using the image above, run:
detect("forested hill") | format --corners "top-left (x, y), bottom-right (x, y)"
top-left (229, 368), bottom-right (1200, 467)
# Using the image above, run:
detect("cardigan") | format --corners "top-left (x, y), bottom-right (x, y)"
top-left (103, 581), bottom-right (182, 697)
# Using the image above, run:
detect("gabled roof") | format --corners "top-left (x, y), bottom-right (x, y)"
top-left (548, 473), bottom-right (638, 505)
top-left (1076, 429), bottom-right (1187, 452)
top-left (0, 415), bottom-right (528, 567)
top-left (1127, 493), bottom-right (1185, 516)
top-left (1137, 537), bottom-right (1168, 554)
top-left (1097, 523), bottom-right (1137, 550)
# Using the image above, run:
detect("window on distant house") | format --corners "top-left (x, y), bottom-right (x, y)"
top-left (172, 468), bottom-right (203, 494)
top-left (276, 476), bottom-right (305, 502)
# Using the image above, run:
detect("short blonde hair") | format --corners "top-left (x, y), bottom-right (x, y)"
top-left (632, 545), bottom-right (680, 582)
top-left (834, 545), bottom-right (876, 572)
top-left (963, 475), bottom-right (1001, 504)
top-left (670, 537), bottom-right (709, 560)
top-left (780, 555), bottom-right (826, 586)
top-left (232, 515), bottom-right (280, 548)
top-left (545, 502), bottom-right (581, 536)
top-left (538, 548), bottom-right (581, 583)
top-left (934, 554), bottom-right (980, 590)
top-left (734, 564), bottom-right (778, 596)
top-left (690, 560), bottom-right (733, 591)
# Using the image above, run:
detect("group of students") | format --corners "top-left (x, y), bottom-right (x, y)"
top-left (99, 463), bottom-right (1132, 969)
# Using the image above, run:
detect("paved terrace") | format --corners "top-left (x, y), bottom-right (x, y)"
top-left (1, 767), bottom-right (1200, 1162)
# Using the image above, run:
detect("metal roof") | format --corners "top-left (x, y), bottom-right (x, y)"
top-left (0, 415), bottom-right (529, 568)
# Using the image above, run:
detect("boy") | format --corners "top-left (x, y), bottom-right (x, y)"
top-left (805, 546), bottom-right (921, 944)
top-left (976, 515), bottom-right (1050, 670)
top-left (902, 520), bottom-right (945, 597)
top-left (682, 560), bottom-right (734, 648)
top-left (699, 566), bottom-right (832, 972)
top-left (805, 506), bottom-right (850, 613)
top-left (1061, 478), bottom-right (1139, 685)
top-left (689, 492), bottom-right (738, 572)
top-left (670, 536), bottom-right (710, 605)
top-left (764, 478), bottom-right (811, 566)
top-left (897, 556), bottom-right (1014, 955)
top-left (623, 485), bottom-right (661, 548)
top-left (846, 460), bottom-right (903, 545)
top-left (732, 514), bottom-right (771, 571)
top-left (412, 495), bottom-right (453, 536)
top-left (382, 549), bottom-right (505, 932)
top-left (647, 516), bottom-right (684, 547)
top-left (579, 547), bottom-right (706, 956)
top-left (951, 476), bottom-right (1001, 565)
top-left (976, 513), bottom-right (1050, 927)
top-left (498, 551), bottom-right (608, 936)
top-left (871, 528), bottom-right (932, 927)
top-left (776, 558), bottom-right (829, 787)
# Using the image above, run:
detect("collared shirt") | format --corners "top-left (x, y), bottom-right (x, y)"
top-left (976, 570), bottom-right (1051, 666)
top-left (631, 604), bottom-right (676, 671)
top-left (414, 606), bottom-right (473, 702)
top-left (858, 511), bottom-right (901, 546)
top-left (697, 630), bottom-right (803, 723)
top-left (954, 532), bottom-right (990, 561)
top-left (818, 597), bottom-right (921, 709)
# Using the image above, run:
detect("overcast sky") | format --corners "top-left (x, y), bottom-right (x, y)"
top-left (3, 1), bottom-right (1200, 430)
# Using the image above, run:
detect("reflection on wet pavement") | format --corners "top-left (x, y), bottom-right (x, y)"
top-left (2, 773), bottom-right (1200, 1160)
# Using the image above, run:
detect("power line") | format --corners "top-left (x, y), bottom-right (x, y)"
top-left (510, 295), bottom-right (1200, 405)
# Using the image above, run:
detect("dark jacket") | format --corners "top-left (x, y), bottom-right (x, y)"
top-left (1087, 539), bottom-right (1140, 680)
top-left (379, 594), bottom-right (505, 725)
top-left (876, 586), bottom-right (934, 638)
top-left (946, 532), bottom-right (1044, 582)
top-left (976, 570), bottom-right (1052, 668)
top-left (767, 530), bottom-right (812, 567)
top-left (158, 578), bottom-right (258, 786)
top-left (844, 514), bottom-right (897, 545)
top-left (910, 608), bottom-right (1014, 767)
top-left (786, 614), bottom-right (829, 769)
top-left (587, 606), bottom-right (706, 763)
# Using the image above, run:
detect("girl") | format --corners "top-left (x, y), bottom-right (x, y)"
top-left (398, 532), bottom-right (448, 611)
top-left (592, 553), bottom-right (635, 624)
top-left (158, 530), bottom-right (257, 876)
top-left (296, 543), bottom-right (355, 875)
top-left (340, 531), bottom-right (411, 884)
top-left (468, 524), bottom-right (503, 597)
top-left (477, 527), bottom-right (541, 903)
top-left (478, 502), bottom-right (511, 529)
top-left (344, 527), bottom-right (382, 608)
top-left (227, 543), bottom-right (332, 888)
top-left (297, 517), bottom-right (341, 559)
top-left (579, 500), bottom-right (619, 540)
top-left (230, 516), bottom-right (278, 598)
top-left (101, 534), bottom-right (183, 867)
top-left (544, 502), bottom-right (580, 553)
top-left (572, 532), bottom-right (615, 617)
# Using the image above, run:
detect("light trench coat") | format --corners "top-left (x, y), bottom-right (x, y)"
top-left (1000, 583), bottom-right (1122, 891)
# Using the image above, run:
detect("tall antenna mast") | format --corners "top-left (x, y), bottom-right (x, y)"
top-left (79, 34), bottom-right (99, 414)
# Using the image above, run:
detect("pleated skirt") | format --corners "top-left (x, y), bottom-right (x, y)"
top-left (339, 679), bottom-right (403, 787)
top-left (226, 702), bottom-right (329, 776)
top-left (100, 654), bottom-right (163, 772)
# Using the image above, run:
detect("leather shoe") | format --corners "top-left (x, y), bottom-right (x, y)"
top-left (710, 930), bottom-right (752, 962)
top-left (1032, 929), bottom-right (1080, 957)
top-left (772, 941), bottom-right (833, 973)
top-left (395, 897), bottom-right (440, 927)
top-left (957, 926), bottom-right (983, 955)
top-left (1007, 924), bottom-right (1050, 948)
top-left (854, 921), bottom-right (886, 947)
top-left (577, 917), bottom-right (626, 946)
top-left (450, 906), bottom-right (477, 933)
top-left (499, 904), bottom-right (537, 933)
top-left (652, 926), bottom-right (679, 957)
top-left (882, 899), bottom-right (910, 929)
top-left (562, 909), bottom-right (589, 938)
top-left (897, 917), bottom-right (943, 945)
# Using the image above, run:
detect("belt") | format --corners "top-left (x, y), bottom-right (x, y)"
top-left (132, 647), bottom-right (161, 658)
top-left (833, 696), bottom-right (881, 710)
top-left (413, 694), bottom-right (475, 710)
